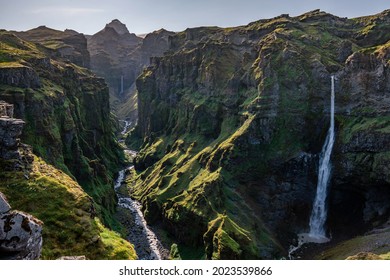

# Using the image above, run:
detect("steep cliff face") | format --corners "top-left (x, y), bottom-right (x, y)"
top-left (88, 20), bottom-right (174, 122)
top-left (131, 10), bottom-right (390, 259)
top-left (0, 30), bottom-right (123, 227)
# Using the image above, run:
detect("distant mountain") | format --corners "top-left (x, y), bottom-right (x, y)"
top-left (87, 19), bottom-right (174, 123)
top-left (14, 26), bottom-right (90, 68)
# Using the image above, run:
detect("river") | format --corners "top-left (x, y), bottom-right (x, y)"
top-left (114, 121), bottom-right (168, 260)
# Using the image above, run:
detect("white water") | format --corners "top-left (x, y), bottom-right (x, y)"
top-left (288, 76), bottom-right (335, 258)
top-left (309, 75), bottom-right (335, 239)
top-left (113, 120), bottom-right (165, 260)
top-left (114, 168), bottom-right (163, 260)
top-left (120, 120), bottom-right (132, 135)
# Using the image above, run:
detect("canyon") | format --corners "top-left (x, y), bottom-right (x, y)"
top-left (1, 9), bottom-right (390, 260)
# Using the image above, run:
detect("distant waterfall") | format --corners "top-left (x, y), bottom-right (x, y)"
top-left (120, 75), bottom-right (124, 95)
top-left (309, 75), bottom-right (335, 238)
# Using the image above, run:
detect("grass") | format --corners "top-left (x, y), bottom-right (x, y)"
top-left (0, 61), bottom-right (25, 68)
top-left (0, 156), bottom-right (136, 260)
top-left (339, 116), bottom-right (390, 143)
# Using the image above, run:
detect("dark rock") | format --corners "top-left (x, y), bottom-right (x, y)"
top-left (337, 41), bottom-right (353, 63)
top-left (0, 66), bottom-right (40, 88)
top-left (0, 101), bottom-right (14, 117)
top-left (0, 101), bottom-right (33, 171)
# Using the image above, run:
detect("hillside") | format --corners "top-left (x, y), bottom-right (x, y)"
top-left (129, 9), bottom-right (390, 259)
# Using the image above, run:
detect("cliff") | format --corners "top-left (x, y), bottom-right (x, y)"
top-left (88, 20), bottom-right (174, 122)
top-left (130, 10), bottom-right (390, 259)
top-left (0, 30), bottom-right (124, 231)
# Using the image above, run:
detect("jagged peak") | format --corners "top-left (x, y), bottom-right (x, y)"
top-left (144, 28), bottom-right (174, 38)
top-left (105, 19), bottom-right (130, 35)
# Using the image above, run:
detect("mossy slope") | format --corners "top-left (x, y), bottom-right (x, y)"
top-left (0, 156), bottom-right (136, 259)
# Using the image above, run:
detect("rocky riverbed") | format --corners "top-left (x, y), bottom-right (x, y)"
top-left (114, 166), bottom-right (169, 260)
top-left (114, 121), bottom-right (169, 260)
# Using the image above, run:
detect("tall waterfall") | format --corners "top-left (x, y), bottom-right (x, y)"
top-left (288, 76), bottom-right (336, 258)
top-left (308, 75), bottom-right (335, 238)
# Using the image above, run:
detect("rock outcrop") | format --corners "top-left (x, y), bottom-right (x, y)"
top-left (0, 65), bottom-right (40, 89)
top-left (0, 101), bottom-right (33, 171)
top-left (130, 10), bottom-right (390, 259)
top-left (0, 192), bottom-right (43, 260)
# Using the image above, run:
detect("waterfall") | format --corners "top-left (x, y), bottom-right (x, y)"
top-left (288, 76), bottom-right (335, 258)
top-left (120, 75), bottom-right (124, 95)
top-left (308, 75), bottom-right (335, 239)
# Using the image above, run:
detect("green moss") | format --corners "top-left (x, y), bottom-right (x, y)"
top-left (0, 157), bottom-right (136, 259)
top-left (204, 215), bottom-right (259, 259)
top-left (339, 116), bottom-right (390, 143)
top-left (169, 243), bottom-right (182, 260)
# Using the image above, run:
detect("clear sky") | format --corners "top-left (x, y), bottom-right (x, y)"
top-left (1, 0), bottom-right (389, 35)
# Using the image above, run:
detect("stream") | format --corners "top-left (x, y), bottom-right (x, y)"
top-left (114, 121), bottom-right (168, 260)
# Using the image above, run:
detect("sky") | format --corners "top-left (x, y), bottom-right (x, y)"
top-left (1, 0), bottom-right (389, 35)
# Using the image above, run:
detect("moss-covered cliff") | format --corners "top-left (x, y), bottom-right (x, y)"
top-left (0, 30), bottom-right (124, 230)
top-left (129, 10), bottom-right (390, 259)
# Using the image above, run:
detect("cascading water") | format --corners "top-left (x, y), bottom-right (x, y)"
top-left (288, 76), bottom-right (335, 258)
top-left (114, 167), bottom-right (163, 260)
top-left (113, 120), bottom-right (167, 259)
top-left (308, 75), bottom-right (335, 240)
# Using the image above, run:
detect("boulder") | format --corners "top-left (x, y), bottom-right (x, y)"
top-left (0, 192), bottom-right (43, 260)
